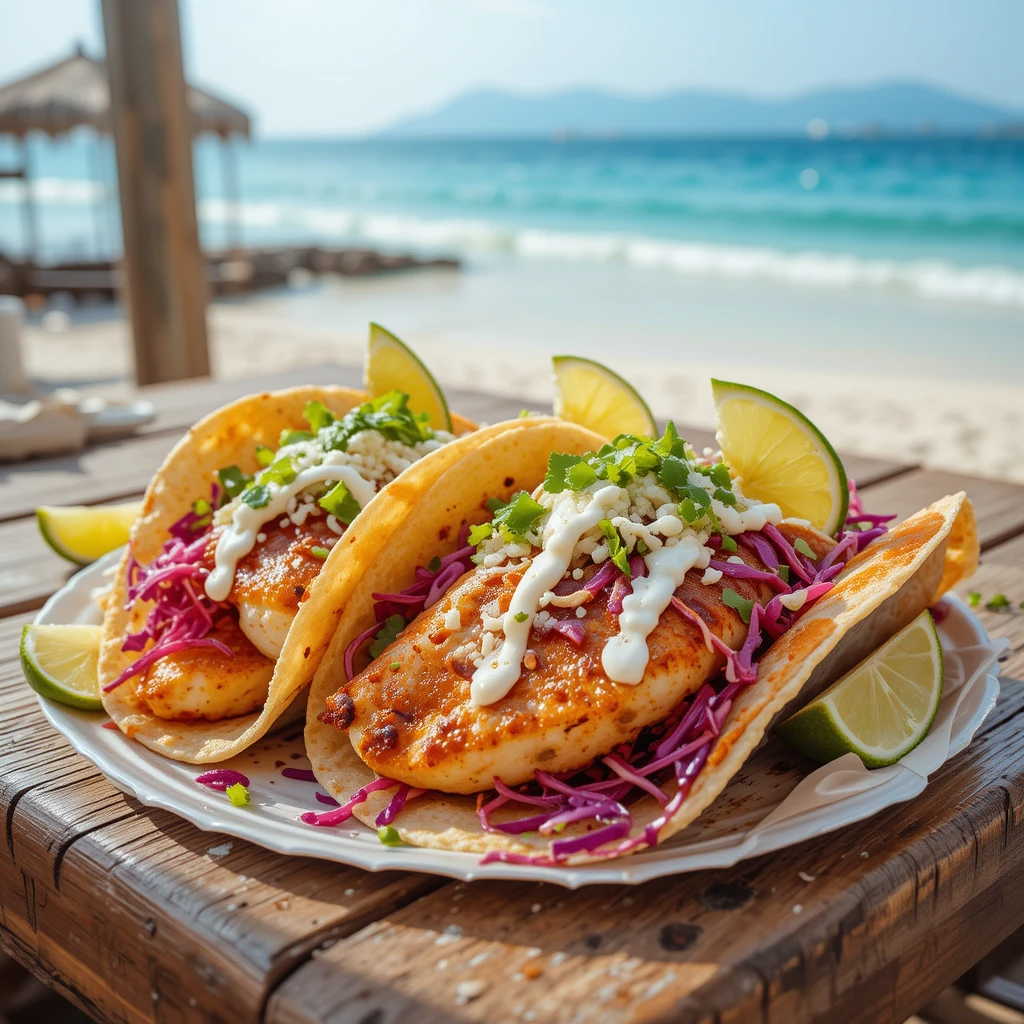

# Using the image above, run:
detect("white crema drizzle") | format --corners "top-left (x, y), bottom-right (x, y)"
top-left (205, 465), bottom-right (377, 602)
top-left (470, 484), bottom-right (623, 706)
top-left (468, 468), bottom-right (783, 707)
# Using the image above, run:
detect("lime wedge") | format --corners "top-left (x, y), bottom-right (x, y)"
top-left (777, 610), bottom-right (943, 768)
top-left (366, 323), bottom-right (452, 431)
top-left (711, 380), bottom-right (847, 535)
top-left (552, 355), bottom-right (656, 439)
top-left (37, 501), bottom-right (141, 566)
top-left (21, 624), bottom-right (104, 711)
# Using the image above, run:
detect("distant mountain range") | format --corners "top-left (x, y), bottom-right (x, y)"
top-left (380, 81), bottom-right (1022, 139)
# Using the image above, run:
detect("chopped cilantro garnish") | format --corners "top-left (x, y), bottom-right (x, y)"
top-left (485, 496), bottom-right (509, 513)
top-left (192, 498), bottom-right (212, 516)
top-left (390, 661), bottom-right (401, 671)
top-left (544, 452), bottom-right (584, 494)
top-left (794, 537), bottom-right (818, 560)
top-left (377, 825), bottom-right (403, 846)
top-left (678, 497), bottom-right (700, 523)
top-left (258, 456), bottom-right (297, 488)
top-left (303, 399), bottom-right (335, 433)
top-left (967, 591), bottom-right (981, 608)
top-left (722, 587), bottom-right (754, 624)
top-left (468, 522), bottom-right (493, 546)
top-left (428, 556), bottom-right (441, 572)
top-left (719, 535), bottom-right (738, 553)
top-left (657, 455), bottom-right (690, 493)
top-left (310, 546), bottom-right (330, 560)
top-left (778, 565), bottom-right (791, 584)
top-left (986, 593), bottom-right (1012, 612)
top-left (319, 480), bottom-right (361, 525)
top-left (217, 464), bottom-right (251, 500)
top-left (240, 484), bottom-right (271, 509)
top-left (709, 462), bottom-right (732, 489)
top-left (369, 614), bottom-right (406, 659)
top-left (636, 538), bottom-right (650, 556)
top-left (566, 461), bottom-right (598, 490)
top-left (514, 611), bottom-right (529, 623)
top-left (599, 519), bottom-right (631, 577)
top-left (492, 491), bottom-right (546, 538)
top-left (279, 429), bottom-right (314, 447)
top-left (256, 445), bottom-right (275, 467)
top-left (713, 487), bottom-right (737, 506)
top-left (226, 783), bottom-right (250, 807)
top-left (316, 391), bottom-right (433, 453)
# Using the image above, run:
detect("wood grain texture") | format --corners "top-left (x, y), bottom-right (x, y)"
top-left (857, 470), bottom-right (1024, 551)
top-left (101, 0), bottom-right (210, 384)
top-left (268, 679), bottom-right (1024, 1024)
top-left (0, 614), bottom-right (444, 1024)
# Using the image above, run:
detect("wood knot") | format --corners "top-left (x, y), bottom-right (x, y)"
top-left (659, 923), bottom-right (702, 952)
top-left (699, 881), bottom-right (753, 910)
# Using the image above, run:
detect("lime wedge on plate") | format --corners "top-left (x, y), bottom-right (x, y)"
top-left (21, 624), bottom-right (104, 711)
top-left (777, 610), bottom-right (943, 768)
top-left (37, 502), bottom-right (141, 566)
top-left (711, 380), bottom-right (848, 536)
top-left (366, 323), bottom-right (452, 431)
top-left (553, 355), bottom-right (657, 439)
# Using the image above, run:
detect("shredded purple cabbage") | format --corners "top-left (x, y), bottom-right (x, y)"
top-left (106, 485), bottom-right (232, 693)
top-left (195, 768), bottom-right (249, 791)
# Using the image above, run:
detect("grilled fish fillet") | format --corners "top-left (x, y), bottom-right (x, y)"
top-left (137, 615), bottom-right (274, 721)
top-left (321, 527), bottom-right (829, 794)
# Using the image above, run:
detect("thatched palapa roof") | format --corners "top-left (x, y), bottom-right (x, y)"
top-left (0, 45), bottom-right (250, 139)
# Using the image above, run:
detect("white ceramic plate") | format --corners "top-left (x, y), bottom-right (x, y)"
top-left (33, 551), bottom-right (1004, 888)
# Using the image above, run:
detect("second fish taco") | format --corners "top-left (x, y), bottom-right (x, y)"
top-left (304, 380), bottom-right (978, 865)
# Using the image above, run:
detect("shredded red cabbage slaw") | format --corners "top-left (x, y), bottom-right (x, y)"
top-left (105, 486), bottom-right (232, 693)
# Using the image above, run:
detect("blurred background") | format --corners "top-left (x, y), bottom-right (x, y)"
top-left (0, 0), bottom-right (1022, 477)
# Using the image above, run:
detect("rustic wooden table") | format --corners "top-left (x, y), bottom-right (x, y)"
top-left (1, 366), bottom-right (1022, 1024)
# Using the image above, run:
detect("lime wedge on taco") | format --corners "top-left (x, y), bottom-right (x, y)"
top-left (37, 502), bottom-right (142, 565)
top-left (21, 623), bottom-right (104, 710)
top-left (553, 355), bottom-right (657, 439)
top-left (366, 323), bottom-right (452, 431)
top-left (712, 380), bottom-right (848, 536)
top-left (777, 610), bottom-right (943, 768)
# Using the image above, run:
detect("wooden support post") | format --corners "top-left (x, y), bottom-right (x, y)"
top-left (101, 0), bottom-right (210, 385)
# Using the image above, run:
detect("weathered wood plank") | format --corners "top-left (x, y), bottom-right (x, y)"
top-left (0, 614), bottom-right (445, 1024)
top-left (266, 680), bottom-right (1024, 1024)
top-left (0, 502), bottom-right (148, 617)
top-left (857, 470), bottom-right (1024, 551)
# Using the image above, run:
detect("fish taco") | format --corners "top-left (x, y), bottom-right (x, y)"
top-left (305, 397), bottom-right (978, 865)
top-left (99, 379), bottom-right (494, 763)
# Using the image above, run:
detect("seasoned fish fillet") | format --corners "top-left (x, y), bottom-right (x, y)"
top-left (323, 548), bottom-right (780, 793)
top-left (136, 616), bottom-right (274, 722)
top-left (207, 515), bottom-right (339, 659)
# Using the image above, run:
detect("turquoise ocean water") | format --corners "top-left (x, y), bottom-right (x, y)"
top-left (1, 134), bottom-right (1022, 377)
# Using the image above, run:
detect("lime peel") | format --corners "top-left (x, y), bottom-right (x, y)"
top-left (777, 610), bottom-right (943, 768)
top-left (21, 623), bottom-right (104, 711)
top-left (37, 502), bottom-right (142, 566)
top-left (552, 355), bottom-right (656, 440)
top-left (711, 379), bottom-right (848, 536)
top-left (366, 323), bottom-right (452, 432)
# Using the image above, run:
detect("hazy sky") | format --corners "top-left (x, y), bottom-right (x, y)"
top-left (2, 0), bottom-right (1022, 136)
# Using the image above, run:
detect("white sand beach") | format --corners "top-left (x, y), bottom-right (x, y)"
top-left (20, 290), bottom-right (1024, 485)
